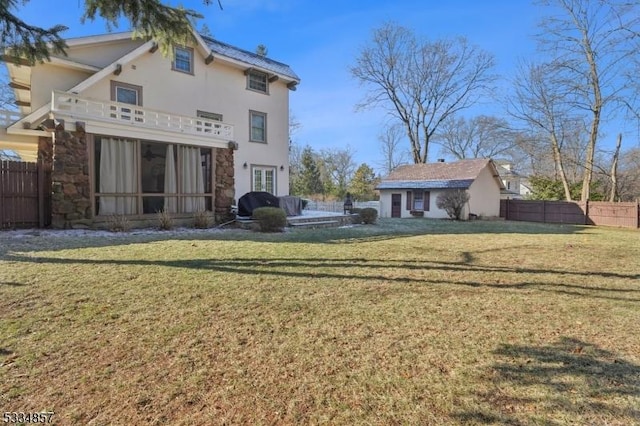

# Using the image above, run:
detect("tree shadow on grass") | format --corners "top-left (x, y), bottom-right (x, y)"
top-left (455, 337), bottom-right (640, 425)
top-left (4, 255), bottom-right (639, 302)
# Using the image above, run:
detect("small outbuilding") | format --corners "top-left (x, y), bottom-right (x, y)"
top-left (377, 158), bottom-right (504, 219)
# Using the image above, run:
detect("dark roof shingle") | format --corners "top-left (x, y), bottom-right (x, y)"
top-left (377, 159), bottom-right (501, 190)
top-left (201, 35), bottom-right (300, 82)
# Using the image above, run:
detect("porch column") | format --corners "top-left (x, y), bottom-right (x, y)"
top-left (50, 121), bottom-right (92, 228)
top-left (214, 147), bottom-right (235, 223)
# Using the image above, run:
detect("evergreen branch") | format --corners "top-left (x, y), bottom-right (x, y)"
top-left (0, 0), bottom-right (68, 64)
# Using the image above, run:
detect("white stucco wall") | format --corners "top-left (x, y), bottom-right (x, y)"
top-left (467, 165), bottom-right (501, 217)
top-left (379, 189), bottom-right (461, 219)
top-left (20, 37), bottom-right (293, 201)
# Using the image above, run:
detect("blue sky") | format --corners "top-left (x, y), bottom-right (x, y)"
top-left (11, 1), bottom-right (632, 171)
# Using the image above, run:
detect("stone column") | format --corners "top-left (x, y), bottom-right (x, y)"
top-left (214, 147), bottom-right (235, 223)
top-left (50, 121), bottom-right (92, 228)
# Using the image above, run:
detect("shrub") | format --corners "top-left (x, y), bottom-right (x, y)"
top-left (106, 214), bottom-right (131, 233)
top-left (157, 208), bottom-right (174, 230)
top-left (252, 207), bottom-right (287, 232)
top-left (360, 207), bottom-right (378, 224)
top-left (436, 189), bottom-right (470, 220)
top-left (193, 210), bottom-right (212, 229)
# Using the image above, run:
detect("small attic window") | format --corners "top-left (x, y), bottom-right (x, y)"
top-left (172, 46), bottom-right (194, 74)
top-left (247, 69), bottom-right (268, 94)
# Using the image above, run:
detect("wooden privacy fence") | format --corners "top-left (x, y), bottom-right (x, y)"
top-left (500, 199), bottom-right (640, 229)
top-left (0, 160), bottom-right (52, 229)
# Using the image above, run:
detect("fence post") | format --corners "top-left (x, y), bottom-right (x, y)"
top-left (635, 202), bottom-right (639, 229)
top-left (38, 160), bottom-right (45, 228)
top-left (584, 200), bottom-right (589, 225)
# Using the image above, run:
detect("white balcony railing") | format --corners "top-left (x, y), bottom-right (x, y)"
top-left (0, 109), bottom-right (23, 128)
top-left (51, 91), bottom-right (234, 141)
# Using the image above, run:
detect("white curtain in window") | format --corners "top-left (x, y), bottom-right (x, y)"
top-left (99, 138), bottom-right (137, 214)
top-left (164, 144), bottom-right (177, 213)
top-left (180, 145), bottom-right (205, 212)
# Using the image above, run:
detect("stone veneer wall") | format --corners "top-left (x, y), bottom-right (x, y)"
top-left (49, 122), bottom-right (92, 229)
top-left (214, 147), bottom-right (235, 223)
top-left (42, 123), bottom-right (236, 228)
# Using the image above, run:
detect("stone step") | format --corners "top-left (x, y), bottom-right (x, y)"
top-left (289, 220), bottom-right (340, 228)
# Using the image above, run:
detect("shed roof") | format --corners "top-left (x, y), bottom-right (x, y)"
top-left (377, 159), bottom-right (504, 190)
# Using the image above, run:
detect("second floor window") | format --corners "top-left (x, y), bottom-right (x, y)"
top-left (111, 81), bottom-right (142, 105)
top-left (247, 70), bottom-right (268, 93)
top-left (250, 111), bottom-right (267, 143)
top-left (173, 46), bottom-right (194, 74)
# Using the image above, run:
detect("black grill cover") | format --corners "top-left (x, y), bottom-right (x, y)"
top-left (238, 191), bottom-right (281, 217)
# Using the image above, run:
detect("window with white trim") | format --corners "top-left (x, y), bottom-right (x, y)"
top-left (252, 166), bottom-right (276, 194)
top-left (413, 191), bottom-right (424, 210)
top-left (111, 81), bottom-right (142, 105)
top-left (250, 110), bottom-right (267, 143)
top-left (247, 69), bottom-right (268, 93)
top-left (173, 46), bottom-right (194, 74)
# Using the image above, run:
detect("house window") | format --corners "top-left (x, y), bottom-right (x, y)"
top-left (252, 166), bottom-right (276, 194)
top-left (173, 46), bottom-right (194, 74)
top-left (414, 191), bottom-right (424, 210)
top-left (111, 81), bottom-right (142, 105)
top-left (247, 69), bottom-right (268, 93)
top-left (408, 190), bottom-right (430, 211)
top-left (93, 137), bottom-right (214, 216)
top-left (250, 110), bottom-right (267, 143)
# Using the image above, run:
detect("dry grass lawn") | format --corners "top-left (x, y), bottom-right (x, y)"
top-left (1, 219), bottom-right (639, 425)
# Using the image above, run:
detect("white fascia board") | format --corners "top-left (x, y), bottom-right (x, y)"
top-left (6, 103), bottom-right (51, 134)
top-left (64, 32), bottom-right (134, 48)
top-left (69, 40), bottom-right (156, 94)
top-left (4, 128), bottom-right (49, 137)
top-left (47, 56), bottom-right (101, 73)
top-left (53, 113), bottom-right (231, 149)
top-left (192, 31), bottom-right (214, 59)
top-left (214, 55), bottom-right (299, 84)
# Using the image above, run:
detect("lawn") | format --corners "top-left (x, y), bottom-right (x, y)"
top-left (1, 219), bottom-right (639, 425)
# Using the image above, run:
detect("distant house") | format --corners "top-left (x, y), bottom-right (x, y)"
top-left (377, 158), bottom-right (504, 219)
top-left (495, 161), bottom-right (527, 199)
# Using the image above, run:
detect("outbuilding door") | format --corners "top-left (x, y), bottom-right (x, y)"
top-left (391, 193), bottom-right (402, 218)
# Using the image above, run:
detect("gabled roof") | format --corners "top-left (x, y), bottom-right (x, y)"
top-left (377, 158), bottom-right (504, 190)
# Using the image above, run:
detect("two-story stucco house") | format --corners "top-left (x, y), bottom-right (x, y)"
top-left (0, 28), bottom-right (299, 228)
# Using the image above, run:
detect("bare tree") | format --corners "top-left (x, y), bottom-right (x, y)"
top-left (434, 115), bottom-right (516, 160)
top-left (536, 0), bottom-right (640, 200)
top-left (378, 123), bottom-right (409, 174)
top-left (608, 134), bottom-right (622, 201)
top-left (509, 61), bottom-right (576, 200)
top-left (617, 147), bottom-right (640, 201)
top-left (351, 22), bottom-right (496, 163)
top-left (320, 147), bottom-right (357, 198)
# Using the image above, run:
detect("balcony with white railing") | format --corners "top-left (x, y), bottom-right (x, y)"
top-left (51, 91), bottom-right (234, 143)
